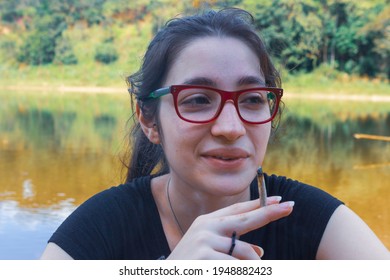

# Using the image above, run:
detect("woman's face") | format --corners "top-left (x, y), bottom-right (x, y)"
top-left (158, 36), bottom-right (271, 196)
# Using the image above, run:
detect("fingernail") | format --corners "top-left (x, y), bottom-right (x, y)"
top-left (269, 196), bottom-right (282, 203)
top-left (253, 246), bottom-right (264, 257)
top-left (280, 201), bottom-right (295, 209)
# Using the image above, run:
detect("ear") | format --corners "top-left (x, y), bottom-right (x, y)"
top-left (136, 103), bottom-right (161, 144)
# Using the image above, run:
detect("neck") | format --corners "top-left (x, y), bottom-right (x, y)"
top-left (166, 177), bottom-right (185, 235)
top-left (166, 175), bottom-right (250, 233)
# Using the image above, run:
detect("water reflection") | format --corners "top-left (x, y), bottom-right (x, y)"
top-left (0, 92), bottom-right (389, 259)
top-left (0, 199), bottom-right (76, 260)
top-left (94, 114), bottom-right (118, 143)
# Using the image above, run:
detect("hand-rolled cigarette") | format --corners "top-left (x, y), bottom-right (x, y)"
top-left (257, 167), bottom-right (267, 207)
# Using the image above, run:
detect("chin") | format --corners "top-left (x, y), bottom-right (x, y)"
top-left (200, 175), bottom-right (252, 196)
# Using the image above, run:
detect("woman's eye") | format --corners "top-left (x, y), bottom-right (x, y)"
top-left (240, 94), bottom-right (265, 104)
top-left (181, 94), bottom-right (211, 106)
top-left (248, 96), bottom-right (263, 104)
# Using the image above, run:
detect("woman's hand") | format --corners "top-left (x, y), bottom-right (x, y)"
top-left (167, 196), bottom-right (294, 260)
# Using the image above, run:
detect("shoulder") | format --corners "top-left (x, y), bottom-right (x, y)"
top-left (81, 176), bottom-right (153, 210)
top-left (98, 176), bottom-right (152, 198)
top-left (317, 204), bottom-right (390, 259)
top-left (53, 175), bottom-right (154, 230)
top-left (47, 176), bottom-right (156, 259)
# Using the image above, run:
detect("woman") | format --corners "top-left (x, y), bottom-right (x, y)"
top-left (41, 8), bottom-right (389, 260)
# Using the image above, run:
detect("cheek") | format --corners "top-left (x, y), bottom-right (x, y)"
top-left (160, 122), bottom-right (201, 174)
top-left (252, 124), bottom-right (271, 159)
top-left (157, 100), bottom-right (178, 144)
top-left (159, 109), bottom-right (194, 153)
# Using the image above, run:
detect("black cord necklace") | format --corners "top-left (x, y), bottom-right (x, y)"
top-left (166, 177), bottom-right (185, 235)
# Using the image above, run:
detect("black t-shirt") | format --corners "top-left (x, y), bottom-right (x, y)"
top-left (48, 174), bottom-right (343, 259)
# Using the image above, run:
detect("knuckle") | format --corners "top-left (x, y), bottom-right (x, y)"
top-left (193, 214), bottom-right (208, 226)
top-left (237, 213), bottom-right (249, 223)
top-left (231, 203), bottom-right (242, 212)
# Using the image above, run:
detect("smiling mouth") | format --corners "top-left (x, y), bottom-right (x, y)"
top-left (201, 148), bottom-right (250, 167)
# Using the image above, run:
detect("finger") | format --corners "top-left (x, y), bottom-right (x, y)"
top-left (266, 196), bottom-right (282, 205)
top-left (208, 199), bottom-right (262, 218)
top-left (209, 252), bottom-right (236, 260)
top-left (210, 196), bottom-right (283, 218)
top-left (232, 240), bottom-right (261, 260)
top-left (221, 201), bottom-right (294, 236)
top-left (214, 236), bottom-right (261, 260)
top-left (250, 244), bottom-right (264, 258)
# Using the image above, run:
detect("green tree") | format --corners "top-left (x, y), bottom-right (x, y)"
top-left (0, 0), bottom-right (23, 22)
top-left (2, 0), bottom-right (388, 77)
top-left (251, 0), bottom-right (388, 77)
top-left (355, 4), bottom-right (389, 78)
top-left (325, 0), bottom-right (389, 77)
top-left (253, 0), bottom-right (323, 72)
top-left (53, 36), bottom-right (78, 65)
top-left (17, 13), bottom-right (66, 65)
top-left (94, 38), bottom-right (118, 64)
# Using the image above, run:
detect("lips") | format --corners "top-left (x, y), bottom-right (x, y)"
top-left (210, 156), bottom-right (238, 161)
top-left (202, 148), bottom-right (250, 159)
top-left (201, 148), bottom-right (250, 168)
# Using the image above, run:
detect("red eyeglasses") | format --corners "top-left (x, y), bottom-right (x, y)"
top-left (139, 85), bottom-right (283, 124)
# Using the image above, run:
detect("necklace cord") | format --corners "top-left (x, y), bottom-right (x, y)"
top-left (166, 177), bottom-right (185, 235)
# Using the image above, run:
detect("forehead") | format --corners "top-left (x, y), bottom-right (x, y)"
top-left (164, 36), bottom-right (264, 87)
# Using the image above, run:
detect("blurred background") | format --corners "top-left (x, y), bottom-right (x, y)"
top-left (0, 0), bottom-right (389, 259)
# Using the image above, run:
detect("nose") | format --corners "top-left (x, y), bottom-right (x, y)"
top-left (210, 101), bottom-right (246, 141)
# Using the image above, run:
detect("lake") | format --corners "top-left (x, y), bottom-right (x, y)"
top-left (0, 89), bottom-right (389, 259)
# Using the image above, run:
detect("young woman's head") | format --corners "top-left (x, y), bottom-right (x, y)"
top-left (126, 8), bottom-right (282, 183)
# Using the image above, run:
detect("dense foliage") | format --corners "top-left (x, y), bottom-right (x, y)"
top-left (0, 0), bottom-right (388, 78)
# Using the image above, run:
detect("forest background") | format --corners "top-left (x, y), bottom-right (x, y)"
top-left (0, 0), bottom-right (389, 94)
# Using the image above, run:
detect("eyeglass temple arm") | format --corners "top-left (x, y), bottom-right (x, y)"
top-left (149, 87), bottom-right (171, 99)
top-left (135, 87), bottom-right (171, 101)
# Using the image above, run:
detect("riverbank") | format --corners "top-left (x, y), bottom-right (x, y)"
top-left (1, 84), bottom-right (389, 103)
top-left (1, 62), bottom-right (389, 97)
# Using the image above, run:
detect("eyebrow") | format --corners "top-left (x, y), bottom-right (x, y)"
top-left (182, 76), bottom-right (265, 87)
top-left (237, 76), bottom-right (265, 87)
top-left (182, 77), bottom-right (216, 87)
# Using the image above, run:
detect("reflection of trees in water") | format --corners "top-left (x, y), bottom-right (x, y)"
top-left (17, 109), bottom-right (77, 149)
top-left (14, 108), bottom-right (387, 154)
top-left (17, 109), bottom-right (56, 148)
top-left (6, 106), bottom-right (390, 176)
top-left (93, 114), bottom-right (117, 142)
top-left (14, 108), bottom-right (119, 151)
top-left (277, 112), bottom-right (389, 154)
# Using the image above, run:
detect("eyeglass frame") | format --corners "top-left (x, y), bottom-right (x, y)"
top-left (137, 85), bottom-right (283, 124)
